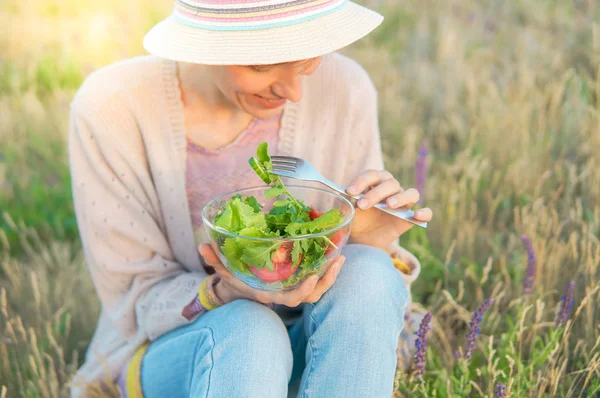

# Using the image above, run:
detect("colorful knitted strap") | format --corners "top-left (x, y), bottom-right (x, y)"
top-left (181, 274), bottom-right (224, 320)
top-left (174, 0), bottom-right (347, 31)
top-left (199, 273), bottom-right (225, 310)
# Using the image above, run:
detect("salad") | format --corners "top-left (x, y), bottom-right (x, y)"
top-left (210, 142), bottom-right (348, 288)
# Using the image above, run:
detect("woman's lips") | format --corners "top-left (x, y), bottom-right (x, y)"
top-left (254, 94), bottom-right (286, 109)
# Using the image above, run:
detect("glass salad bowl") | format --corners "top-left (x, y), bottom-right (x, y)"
top-left (201, 184), bottom-right (355, 292)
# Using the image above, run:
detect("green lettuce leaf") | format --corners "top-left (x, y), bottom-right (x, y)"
top-left (215, 197), bottom-right (266, 232)
top-left (221, 238), bottom-right (252, 275)
top-left (230, 194), bottom-right (263, 213)
top-left (291, 240), bottom-right (302, 265)
top-left (256, 142), bottom-right (271, 164)
top-left (265, 186), bottom-right (284, 198)
top-left (236, 227), bottom-right (281, 271)
top-left (266, 200), bottom-right (310, 235)
top-left (285, 209), bottom-right (344, 237)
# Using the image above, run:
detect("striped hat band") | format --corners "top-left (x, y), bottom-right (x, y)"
top-left (174, 0), bottom-right (347, 31)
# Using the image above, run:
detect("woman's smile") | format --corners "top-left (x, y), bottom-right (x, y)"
top-left (252, 94), bottom-right (286, 109)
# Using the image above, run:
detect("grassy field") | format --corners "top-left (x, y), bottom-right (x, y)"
top-left (1, 0), bottom-right (599, 396)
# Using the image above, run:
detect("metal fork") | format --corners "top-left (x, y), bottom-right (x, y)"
top-left (268, 156), bottom-right (428, 229)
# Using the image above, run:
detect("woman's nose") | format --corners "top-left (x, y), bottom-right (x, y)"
top-left (272, 71), bottom-right (303, 103)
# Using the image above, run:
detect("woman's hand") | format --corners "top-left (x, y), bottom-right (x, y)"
top-left (345, 169), bottom-right (433, 250)
top-left (198, 243), bottom-right (346, 307)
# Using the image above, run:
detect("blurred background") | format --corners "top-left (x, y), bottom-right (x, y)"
top-left (1, 0), bottom-right (599, 396)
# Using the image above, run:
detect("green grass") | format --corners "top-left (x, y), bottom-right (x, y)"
top-left (1, 0), bottom-right (599, 396)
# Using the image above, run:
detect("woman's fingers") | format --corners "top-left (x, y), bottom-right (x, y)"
top-left (346, 169), bottom-right (394, 196)
top-left (414, 207), bottom-right (433, 221)
top-left (385, 188), bottom-right (420, 209)
top-left (274, 255), bottom-right (346, 307)
top-left (268, 274), bottom-right (318, 307)
top-left (356, 182), bottom-right (421, 211)
top-left (356, 178), bottom-right (402, 210)
top-left (346, 170), bottom-right (424, 211)
top-left (198, 243), bottom-right (219, 266)
top-left (198, 243), bottom-right (234, 279)
top-left (304, 255), bottom-right (345, 303)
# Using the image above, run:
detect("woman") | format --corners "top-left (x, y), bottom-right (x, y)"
top-left (68, 0), bottom-right (433, 397)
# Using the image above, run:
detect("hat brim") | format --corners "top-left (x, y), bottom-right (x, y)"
top-left (143, 1), bottom-right (383, 65)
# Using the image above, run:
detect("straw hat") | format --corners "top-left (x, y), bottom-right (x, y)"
top-left (143, 0), bottom-right (383, 65)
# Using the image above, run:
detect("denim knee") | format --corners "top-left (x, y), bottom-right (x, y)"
top-left (322, 244), bottom-right (409, 325)
top-left (215, 299), bottom-right (294, 376)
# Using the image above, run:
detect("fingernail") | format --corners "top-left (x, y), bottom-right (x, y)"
top-left (347, 185), bottom-right (358, 194)
top-left (357, 199), bottom-right (368, 209)
top-left (416, 210), bottom-right (423, 217)
top-left (388, 197), bottom-right (398, 207)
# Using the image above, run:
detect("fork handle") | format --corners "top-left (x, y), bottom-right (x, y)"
top-left (321, 180), bottom-right (428, 229)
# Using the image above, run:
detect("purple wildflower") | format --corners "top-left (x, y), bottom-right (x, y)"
top-left (495, 383), bottom-right (507, 397)
top-left (412, 312), bottom-right (432, 379)
top-left (556, 281), bottom-right (575, 327)
top-left (521, 235), bottom-right (536, 295)
top-left (415, 141), bottom-right (428, 204)
top-left (463, 298), bottom-right (494, 360)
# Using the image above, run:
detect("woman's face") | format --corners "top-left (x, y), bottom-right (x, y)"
top-left (210, 57), bottom-right (322, 119)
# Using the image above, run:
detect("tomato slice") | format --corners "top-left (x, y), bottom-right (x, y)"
top-left (309, 206), bottom-right (324, 220)
top-left (325, 229), bottom-right (344, 256)
top-left (249, 242), bottom-right (302, 283)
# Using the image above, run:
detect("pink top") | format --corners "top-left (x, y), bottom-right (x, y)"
top-left (185, 112), bottom-right (282, 248)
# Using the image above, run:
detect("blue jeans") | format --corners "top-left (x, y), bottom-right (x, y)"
top-left (140, 244), bottom-right (409, 398)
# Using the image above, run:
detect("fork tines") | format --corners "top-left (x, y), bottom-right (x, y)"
top-left (271, 156), bottom-right (297, 172)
